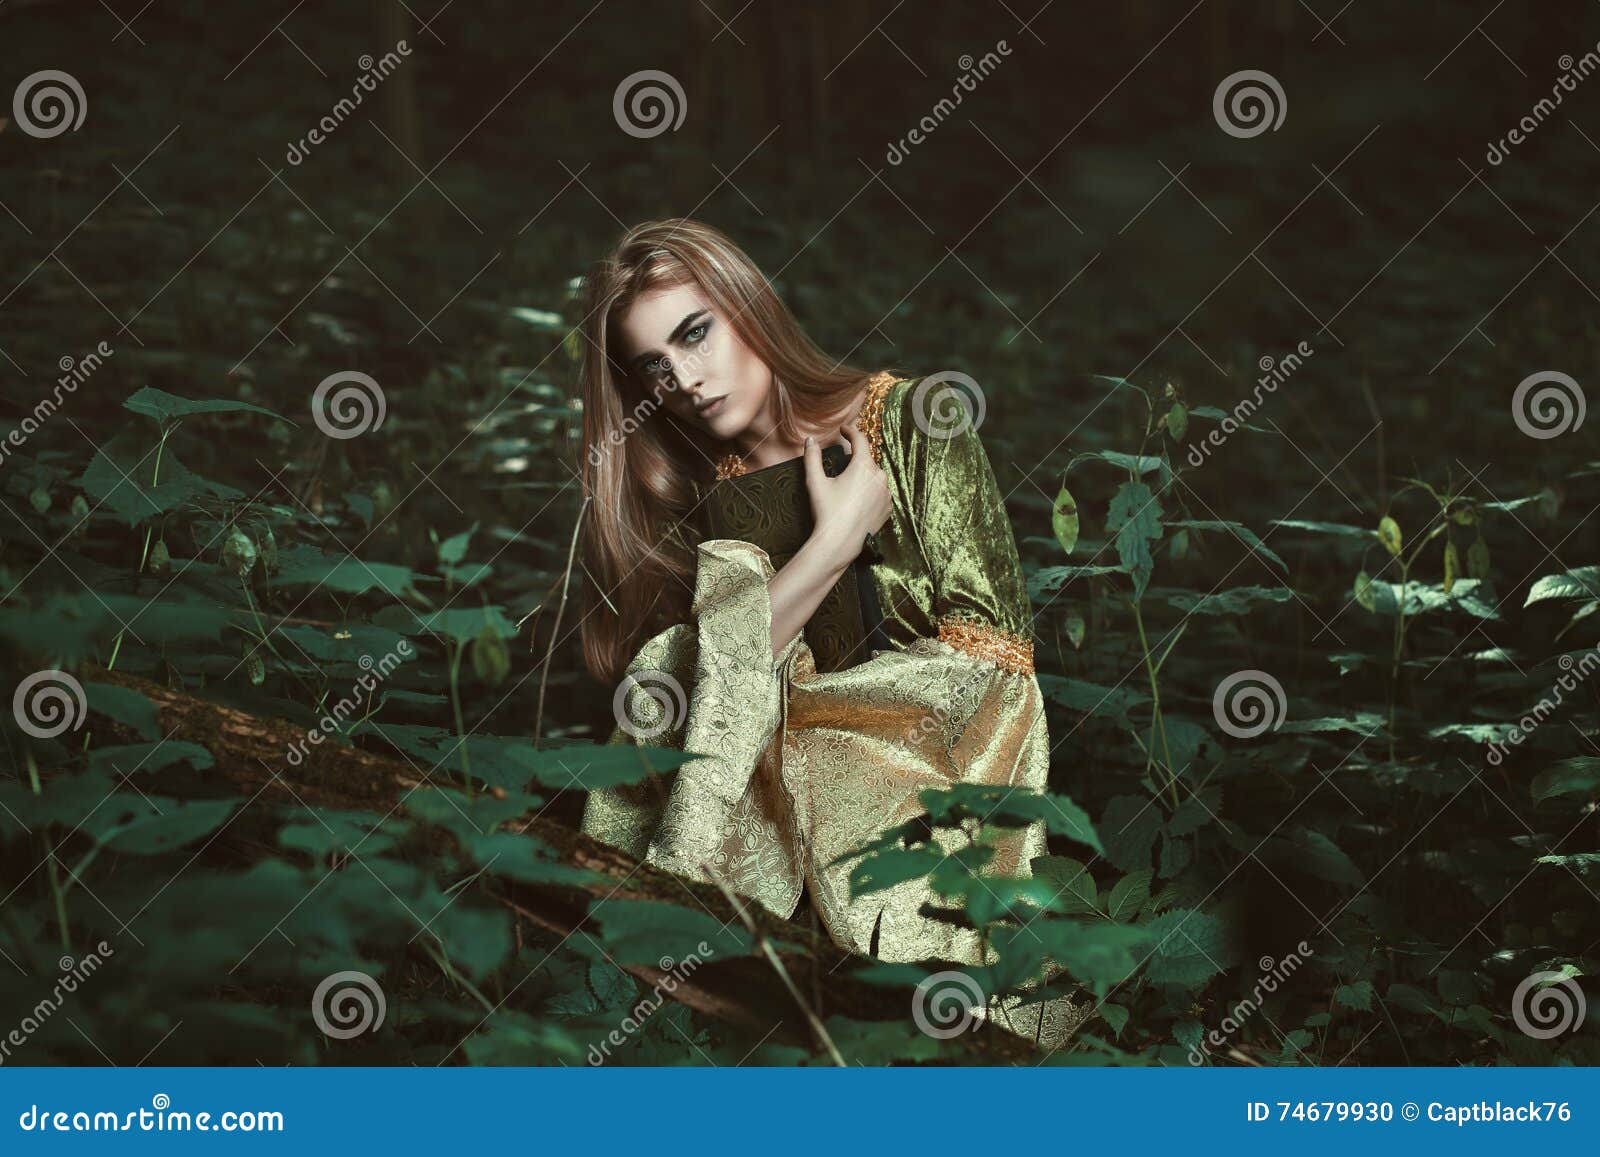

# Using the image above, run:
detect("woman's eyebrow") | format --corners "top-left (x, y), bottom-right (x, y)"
top-left (630, 308), bottom-right (708, 370)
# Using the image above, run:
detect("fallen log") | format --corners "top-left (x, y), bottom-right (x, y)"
top-left (87, 667), bottom-right (1090, 1063)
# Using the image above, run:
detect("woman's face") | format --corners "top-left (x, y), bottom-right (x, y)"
top-left (614, 282), bottom-right (772, 441)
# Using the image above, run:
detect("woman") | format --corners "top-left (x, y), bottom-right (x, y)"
top-left (575, 218), bottom-right (1081, 1042)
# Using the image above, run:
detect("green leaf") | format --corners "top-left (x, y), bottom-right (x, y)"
top-left (407, 605), bottom-right (518, 645)
top-left (1531, 757), bottom-right (1600, 802)
top-left (1269, 519), bottom-right (1377, 541)
top-left (1334, 980), bottom-right (1375, 1011)
top-left (588, 898), bottom-right (753, 966)
top-left (85, 682), bottom-right (161, 740)
top-left (1190, 405), bottom-right (1271, 434)
top-left (1099, 795), bottom-right (1162, 873)
top-left (1377, 516), bottom-right (1403, 557)
top-left (278, 809), bottom-right (399, 858)
top-left (78, 429), bottom-right (244, 525)
top-left (1105, 480), bottom-right (1163, 599)
top-left (1142, 908), bottom-right (1227, 987)
top-left (917, 784), bottom-right (1104, 853)
top-left (1030, 856), bottom-right (1100, 914)
top-left (1028, 564), bottom-right (1130, 601)
top-left (1106, 869), bottom-right (1153, 921)
top-left (88, 741), bottom-right (213, 776)
top-left (1099, 1002), bottom-right (1130, 1039)
top-left (1051, 484), bottom-right (1080, 555)
top-left (1149, 585), bottom-right (1293, 616)
top-left (437, 522), bottom-right (479, 566)
top-left (1036, 675), bottom-right (1150, 729)
top-left (1164, 402), bottom-right (1188, 442)
top-left (1526, 566), bottom-right (1600, 606)
top-left (849, 847), bottom-right (944, 897)
top-left (1366, 578), bottom-right (1500, 620)
top-left (104, 798), bottom-right (241, 854)
top-left (271, 548), bottom-right (425, 599)
top-left (1167, 519), bottom-right (1288, 573)
top-left (1286, 827), bottom-right (1364, 885)
top-left (123, 386), bottom-right (289, 426)
top-left (428, 903), bottom-right (513, 980)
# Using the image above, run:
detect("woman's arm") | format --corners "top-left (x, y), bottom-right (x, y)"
top-left (765, 423), bottom-right (893, 661)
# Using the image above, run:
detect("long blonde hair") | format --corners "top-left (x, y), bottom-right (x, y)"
top-left (576, 218), bottom-right (880, 686)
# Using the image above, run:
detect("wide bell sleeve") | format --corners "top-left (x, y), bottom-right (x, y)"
top-left (578, 538), bottom-right (809, 919)
top-left (777, 382), bottom-right (1054, 968)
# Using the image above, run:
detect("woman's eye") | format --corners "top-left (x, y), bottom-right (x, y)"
top-left (684, 321), bottom-right (708, 344)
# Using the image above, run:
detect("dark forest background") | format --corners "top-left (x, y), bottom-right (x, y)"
top-left (0, 0), bottom-right (1596, 1066)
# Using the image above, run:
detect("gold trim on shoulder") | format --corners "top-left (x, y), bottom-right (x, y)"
top-left (936, 614), bottom-right (1035, 675)
top-left (856, 370), bottom-right (898, 470)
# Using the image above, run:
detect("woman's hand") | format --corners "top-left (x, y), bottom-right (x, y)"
top-left (803, 420), bottom-right (892, 570)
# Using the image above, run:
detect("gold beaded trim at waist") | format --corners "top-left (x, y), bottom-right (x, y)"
top-left (935, 614), bottom-right (1035, 676)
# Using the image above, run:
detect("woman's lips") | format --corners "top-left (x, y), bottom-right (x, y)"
top-left (698, 396), bottom-right (726, 418)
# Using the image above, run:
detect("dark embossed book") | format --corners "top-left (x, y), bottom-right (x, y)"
top-left (694, 442), bottom-right (890, 672)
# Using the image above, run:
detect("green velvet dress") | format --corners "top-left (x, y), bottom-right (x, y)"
top-left (581, 370), bottom-right (1087, 1046)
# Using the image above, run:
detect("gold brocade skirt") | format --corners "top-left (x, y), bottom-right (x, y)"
top-left (580, 541), bottom-right (1090, 1048)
